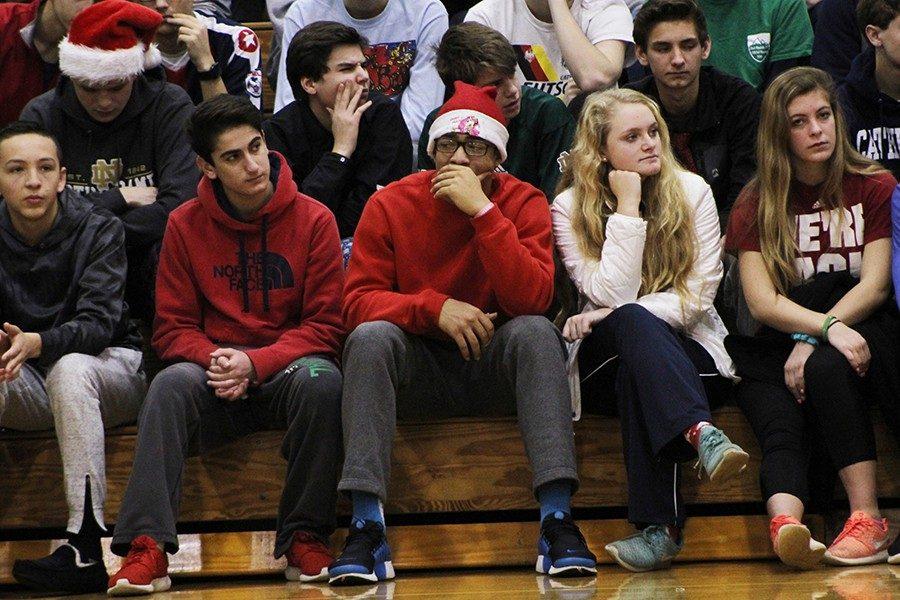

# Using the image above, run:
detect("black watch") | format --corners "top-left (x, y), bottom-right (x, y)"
top-left (197, 61), bottom-right (221, 81)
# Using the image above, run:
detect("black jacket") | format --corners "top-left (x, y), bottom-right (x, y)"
top-left (0, 189), bottom-right (141, 366)
top-left (263, 93), bottom-right (412, 238)
top-left (627, 67), bottom-right (761, 228)
top-left (839, 47), bottom-right (900, 180)
top-left (20, 68), bottom-right (199, 250)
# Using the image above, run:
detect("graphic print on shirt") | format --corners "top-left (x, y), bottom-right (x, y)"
top-left (513, 44), bottom-right (567, 97)
top-left (746, 33), bottom-right (771, 63)
top-left (854, 127), bottom-right (900, 164)
top-left (794, 203), bottom-right (866, 279)
top-left (67, 159), bottom-right (156, 195)
top-left (364, 41), bottom-right (416, 98)
top-left (212, 250), bottom-right (295, 292)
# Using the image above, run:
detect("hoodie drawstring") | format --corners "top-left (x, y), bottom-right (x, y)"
top-left (261, 214), bottom-right (270, 313)
top-left (238, 234), bottom-right (250, 313)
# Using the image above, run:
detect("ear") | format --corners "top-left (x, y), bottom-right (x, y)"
top-left (299, 75), bottom-right (318, 97)
top-left (56, 166), bottom-right (67, 194)
top-left (701, 38), bottom-right (712, 60)
top-left (865, 24), bottom-right (884, 48)
top-left (196, 155), bottom-right (217, 180)
top-left (635, 46), bottom-right (649, 67)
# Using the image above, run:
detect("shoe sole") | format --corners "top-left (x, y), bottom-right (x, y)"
top-left (285, 566), bottom-right (328, 582)
top-left (534, 556), bottom-right (596, 577)
top-left (775, 524), bottom-right (824, 570)
top-left (603, 544), bottom-right (671, 573)
top-left (708, 447), bottom-right (749, 484)
top-left (329, 562), bottom-right (395, 586)
top-left (822, 550), bottom-right (888, 566)
top-left (888, 553), bottom-right (899, 565)
top-left (107, 576), bottom-right (172, 596)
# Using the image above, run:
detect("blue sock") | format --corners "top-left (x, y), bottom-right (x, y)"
top-left (351, 491), bottom-right (384, 526)
top-left (537, 480), bottom-right (572, 523)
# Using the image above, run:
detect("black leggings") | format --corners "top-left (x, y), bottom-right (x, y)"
top-left (735, 344), bottom-right (876, 506)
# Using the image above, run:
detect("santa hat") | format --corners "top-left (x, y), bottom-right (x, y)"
top-left (59, 0), bottom-right (163, 85)
top-left (427, 81), bottom-right (509, 162)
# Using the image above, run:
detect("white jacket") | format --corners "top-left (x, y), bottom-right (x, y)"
top-left (551, 171), bottom-right (737, 419)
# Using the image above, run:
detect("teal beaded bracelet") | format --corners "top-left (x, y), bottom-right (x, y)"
top-left (791, 332), bottom-right (819, 346)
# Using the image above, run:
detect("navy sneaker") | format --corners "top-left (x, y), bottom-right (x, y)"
top-left (329, 518), bottom-right (394, 586)
top-left (12, 543), bottom-right (108, 594)
top-left (536, 511), bottom-right (597, 577)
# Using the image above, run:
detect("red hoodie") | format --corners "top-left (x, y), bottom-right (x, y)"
top-left (152, 152), bottom-right (344, 381)
top-left (343, 170), bottom-right (554, 333)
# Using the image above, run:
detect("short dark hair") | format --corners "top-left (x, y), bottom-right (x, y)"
top-left (434, 23), bottom-right (517, 89)
top-left (186, 95), bottom-right (262, 163)
top-left (633, 0), bottom-right (709, 50)
top-left (285, 21), bottom-right (368, 101)
top-left (0, 121), bottom-right (62, 162)
top-left (857, 0), bottom-right (898, 34)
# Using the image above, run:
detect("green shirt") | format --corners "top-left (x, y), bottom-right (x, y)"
top-left (699, 0), bottom-right (813, 90)
top-left (418, 85), bottom-right (575, 201)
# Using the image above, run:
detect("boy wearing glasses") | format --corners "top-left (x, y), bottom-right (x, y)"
top-left (330, 81), bottom-right (596, 586)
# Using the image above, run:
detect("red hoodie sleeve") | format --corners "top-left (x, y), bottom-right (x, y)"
top-left (151, 218), bottom-right (219, 365)
top-left (342, 198), bottom-right (449, 334)
top-left (471, 187), bottom-right (555, 315)
top-left (245, 208), bottom-right (345, 381)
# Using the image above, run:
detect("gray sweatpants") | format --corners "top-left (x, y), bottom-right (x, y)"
top-left (0, 347), bottom-right (146, 532)
top-left (338, 316), bottom-right (579, 502)
top-left (111, 356), bottom-right (342, 559)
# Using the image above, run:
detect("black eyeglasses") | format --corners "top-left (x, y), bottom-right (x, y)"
top-left (434, 137), bottom-right (491, 157)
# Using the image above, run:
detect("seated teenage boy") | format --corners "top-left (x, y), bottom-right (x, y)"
top-left (0, 121), bottom-right (144, 595)
top-left (105, 95), bottom-right (345, 595)
top-left (418, 22), bottom-right (575, 202)
top-left (330, 82), bottom-right (596, 586)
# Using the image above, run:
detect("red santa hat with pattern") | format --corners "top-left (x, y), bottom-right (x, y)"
top-left (427, 81), bottom-right (509, 162)
top-left (59, 0), bottom-right (163, 85)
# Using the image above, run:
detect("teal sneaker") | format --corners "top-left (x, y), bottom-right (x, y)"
top-left (604, 525), bottom-right (683, 572)
top-left (696, 426), bottom-right (749, 483)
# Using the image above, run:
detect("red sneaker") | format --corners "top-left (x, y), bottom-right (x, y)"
top-left (769, 515), bottom-right (825, 570)
top-left (285, 531), bottom-right (333, 582)
top-left (107, 535), bottom-right (170, 596)
top-left (824, 511), bottom-right (890, 566)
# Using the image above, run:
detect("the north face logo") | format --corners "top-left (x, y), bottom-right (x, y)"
top-left (212, 251), bottom-right (295, 292)
top-left (747, 33), bottom-right (771, 63)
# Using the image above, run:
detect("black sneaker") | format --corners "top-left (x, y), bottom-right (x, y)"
top-left (329, 518), bottom-right (394, 586)
top-left (12, 543), bottom-right (108, 594)
top-left (889, 533), bottom-right (899, 564)
top-left (536, 511), bottom-right (597, 577)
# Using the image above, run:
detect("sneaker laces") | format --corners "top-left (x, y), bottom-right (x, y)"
top-left (339, 520), bottom-right (384, 558)
top-left (832, 512), bottom-right (885, 547)
top-left (694, 428), bottom-right (727, 478)
top-left (121, 536), bottom-right (160, 570)
top-left (642, 525), bottom-right (677, 550)
top-left (542, 513), bottom-right (588, 550)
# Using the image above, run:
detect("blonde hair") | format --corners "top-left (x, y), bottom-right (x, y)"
top-left (749, 67), bottom-right (886, 294)
top-left (557, 88), bottom-right (697, 303)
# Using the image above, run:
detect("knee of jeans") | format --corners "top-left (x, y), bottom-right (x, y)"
top-left (803, 345), bottom-right (853, 389)
top-left (144, 363), bottom-right (205, 412)
top-left (45, 353), bottom-right (101, 398)
top-left (503, 314), bottom-right (560, 345)
top-left (344, 320), bottom-right (404, 360)
top-left (283, 364), bottom-right (342, 422)
top-left (610, 303), bottom-right (660, 328)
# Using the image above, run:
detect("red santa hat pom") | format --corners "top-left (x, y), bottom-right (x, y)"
top-left (59, 0), bottom-right (163, 85)
top-left (427, 81), bottom-right (509, 162)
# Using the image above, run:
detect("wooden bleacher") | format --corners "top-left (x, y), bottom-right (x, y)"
top-left (2, 21), bottom-right (899, 582)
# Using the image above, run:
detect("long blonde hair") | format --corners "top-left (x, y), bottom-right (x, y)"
top-left (750, 67), bottom-right (885, 294)
top-left (557, 88), bottom-right (697, 303)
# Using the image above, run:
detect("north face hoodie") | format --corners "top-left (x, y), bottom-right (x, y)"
top-left (839, 47), bottom-right (900, 179)
top-left (152, 152), bottom-right (344, 382)
top-left (0, 188), bottom-right (140, 365)
top-left (20, 69), bottom-right (199, 250)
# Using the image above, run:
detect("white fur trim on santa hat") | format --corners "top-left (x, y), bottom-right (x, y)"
top-left (59, 38), bottom-right (160, 85)
top-left (427, 109), bottom-right (509, 162)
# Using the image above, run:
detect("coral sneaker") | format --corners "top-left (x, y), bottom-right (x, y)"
top-left (107, 536), bottom-right (170, 596)
top-left (285, 530), bottom-right (333, 582)
top-left (823, 511), bottom-right (890, 566)
top-left (769, 515), bottom-right (825, 570)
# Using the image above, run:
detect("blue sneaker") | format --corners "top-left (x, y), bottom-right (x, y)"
top-left (697, 426), bottom-right (749, 483)
top-left (329, 519), bottom-right (394, 586)
top-left (536, 511), bottom-right (597, 577)
top-left (604, 525), bottom-right (683, 572)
